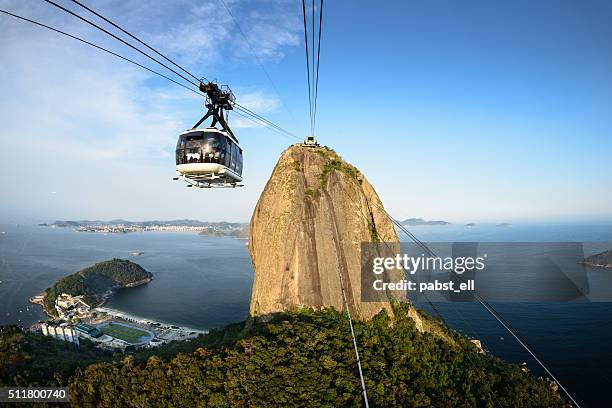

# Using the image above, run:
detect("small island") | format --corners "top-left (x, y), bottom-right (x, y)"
top-left (580, 249), bottom-right (612, 269)
top-left (401, 217), bottom-right (451, 226)
top-left (40, 258), bottom-right (152, 317)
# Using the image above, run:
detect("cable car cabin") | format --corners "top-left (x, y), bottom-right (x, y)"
top-left (175, 127), bottom-right (243, 187)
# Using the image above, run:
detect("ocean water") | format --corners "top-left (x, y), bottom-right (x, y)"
top-left (1, 222), bottom-right (611, 406)
top-left (408, 222), bottom-right (612, 408)
top-left (0, 224), bottom-right (253, 330)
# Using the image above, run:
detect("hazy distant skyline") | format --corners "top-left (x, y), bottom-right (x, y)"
top-left (1, 0), bottom-right (612, 224)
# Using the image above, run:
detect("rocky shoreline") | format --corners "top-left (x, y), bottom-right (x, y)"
top-left (580, 249), bottom-right (612, 269)
top-left (579, 261), bottom-right (612, 269)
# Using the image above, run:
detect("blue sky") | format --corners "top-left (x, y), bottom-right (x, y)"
top-left (1, 0), bottom-right (611, 223)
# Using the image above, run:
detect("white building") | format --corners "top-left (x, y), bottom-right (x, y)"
top-left (40, 323), bottom-right (80, 345)
top-left (55, 293), bottom-right (91, 319)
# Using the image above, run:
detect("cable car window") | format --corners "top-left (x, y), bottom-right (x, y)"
top-left (234, 145), bottom-right (240, 170)
top-left (225, 139), bottom-right (232, 167)
top-left (185, 135), bottom-right (203, 150)
top-left (235, 147), bottom-right (243, 174)
top-left (200, 135), bottom-right (225, 164)
top-left (176, 149), bottom-right (185, 165)
top-left (216, 136), bottom-right (227, 164)
top-left (230, 143), bottom-right (236, 170)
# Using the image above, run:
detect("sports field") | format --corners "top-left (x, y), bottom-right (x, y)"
top-left (100, 323), bottom-right (152, 344)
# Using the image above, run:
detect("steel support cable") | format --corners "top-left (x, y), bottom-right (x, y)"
top-left (324, 188), bottom-right (369, 408)
top-left (334, 182), bottom-right (470, 406)
top-left (70, 0), bottom-right (299, 140)
top-left (2, 9), bottom-right (297, 142)
top-left (386, 217), bottom-right (486, 366)
top-left (370, 200), bottom-right (582, 408)
top-left (0, 9), bottom-right (202, 97)
top-left (334, 182), bottom-right (480, 408)
top-left (387, 218), bottom-right (486, 363)
top-left (311, 0), bottom-right (315, 137)
top-left (69, 0), bottom-right (201, 83)
top-left (339, 182), bottom-right (447, 324)
top-left (301, 0), bottom-right (313, 136)
top-left (4, 8), bottom-right (299, 143)
top-left (218, 0), bottom-right (297, 127)
top-left (234, 103), bottom-right (293, 135)
top-left (42, 0), bottom-right (200, 88)
top-left (234, 103), bottom-right (299, 139)
top-left (233, 108), bottom-right (298, 141)
top-left (337, 256), bottom-right (370, 408)
top-left (313, 0), bottom-right (323, 134)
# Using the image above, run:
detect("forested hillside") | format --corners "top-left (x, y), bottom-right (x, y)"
top-left (0, 326), bottom-right (114, 387)
top-left (43, 259), bottom-right (152, 315)
top-left (68, 303), bottom-right (562, 407)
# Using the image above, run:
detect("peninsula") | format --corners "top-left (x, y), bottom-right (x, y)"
top-left (41, 259), bottom-right (152, 317)
top-left (39, 219), bottom-right (248, 236)
top-left (581, 249), bottom-right (612, 269)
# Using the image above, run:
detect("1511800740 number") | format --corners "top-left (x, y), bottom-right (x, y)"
top-left (0, 387), bottom-right (69, 402)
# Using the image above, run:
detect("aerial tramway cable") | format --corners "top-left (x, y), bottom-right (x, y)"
top-left (42, 0), bottom-right (199, 88)
top-left (1, 8), bottom-right (297, 141)
top-left (38, 0), bottom-right (296, 140)
top-left (0, 9), bottom-right (201, 97)
top-left (342, 180), bottom-right (581, 405)
top-left (301, 0), bottom-right (323, 138)
top-left (368, 199), bottom-right (583, 408)
top-left (311, 0), bottom-right (315, 137)
top-left (313, 0), bottom-right (323, 132)
top-left (299, 2), bottom-right (368, 405)
top-left (69, 0), bottom-right (201, 84)
top-left (218, 0), bottom-right (297, 125)
top-left (301, 0), bottom-right (313, 136)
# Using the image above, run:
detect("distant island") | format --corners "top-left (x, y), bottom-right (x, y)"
top-left (580, 249), bottom-right (612, 269)
top-left (401, 218), bottom-right (451, 226)
top-left (466, 223), bottom-right (476, 227)
top-left (41, 259), bottom-right (152, 317)
top-left (39, 219), bottom-right (248, 237)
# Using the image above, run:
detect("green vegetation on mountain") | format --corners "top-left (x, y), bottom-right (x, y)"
top-left (0, 304), bottom-right (563, 406)
top-left (42, 259), bottom-right (152, 316)
top-left (318, 149), bottom-right (362, 188)
top-left (0, 303), bottom-right (564, 407)
top-left (0, 326), bottom-right (114, 387)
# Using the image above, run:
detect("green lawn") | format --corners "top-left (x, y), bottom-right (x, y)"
top-left (100, 323), bottom-right (150, 344)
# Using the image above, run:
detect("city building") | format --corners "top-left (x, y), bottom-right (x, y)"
top-left (55, 293), bottom-right (91, 319)
top-left (40, 322), bottom-right (79, 345)
top-left (74, 323), bottom-right (103, 338)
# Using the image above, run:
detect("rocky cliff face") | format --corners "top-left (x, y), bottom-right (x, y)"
top-left (248, 144), bottom-right (407, 321)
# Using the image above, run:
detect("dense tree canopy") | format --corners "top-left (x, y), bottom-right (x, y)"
top-left (0, 326), bottom-right (114, 387)
top-left (64, 303), bottom-right (563, 407)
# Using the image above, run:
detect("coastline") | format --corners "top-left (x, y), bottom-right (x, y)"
top-left (94, 306), bottom-right (207, 334)
top-left (579, 261), bottom-right (612, 269)
top-left (29, 290), bottom-right (207, 335)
